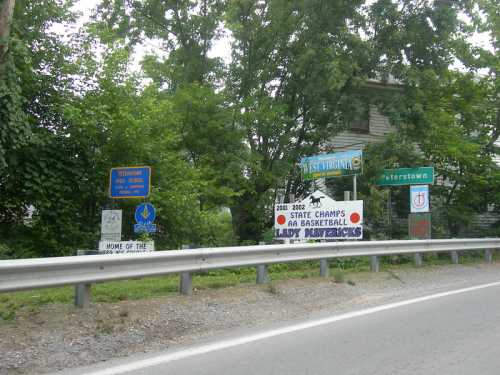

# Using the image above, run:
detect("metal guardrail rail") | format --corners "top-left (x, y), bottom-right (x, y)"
top-left (1, 238), bottom-right (499, 293)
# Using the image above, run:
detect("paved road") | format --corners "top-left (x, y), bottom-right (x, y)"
top-left (59, 282), bottom-right (500, 375)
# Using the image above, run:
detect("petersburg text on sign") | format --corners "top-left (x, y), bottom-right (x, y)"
top-left (376, 167), bottom-right (434, 186)
top-left (300, 150), bottom-right (362, 181)
top-left (274, 190), bottom-right (363, 240)
top-left (109, 166), bottom-right (151, 198)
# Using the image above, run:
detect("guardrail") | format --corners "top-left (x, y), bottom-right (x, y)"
top-left (0, 238), bottom-right (498, 307)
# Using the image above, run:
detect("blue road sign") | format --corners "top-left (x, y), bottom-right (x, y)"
top-left (109, 166), bottom-right (151, 198)
top-left (134, 223), bottom-right (157, 234)
top-left (135, 203), bottom-right (156, 224)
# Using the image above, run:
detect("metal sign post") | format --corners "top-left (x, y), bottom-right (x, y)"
top-left (388, 189), bottom-right (392, 239)
top-left (353, 174), bottom-right (357, 201)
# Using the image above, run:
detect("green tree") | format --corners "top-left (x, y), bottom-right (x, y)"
top-left (94, 0), bottom-right (226, 89)
top-left (0, 0), bottom-right (77, 256)
top-left (224, 0), bottom-right (378, 242)
top-left (94, 0), bottom-right (244, 241)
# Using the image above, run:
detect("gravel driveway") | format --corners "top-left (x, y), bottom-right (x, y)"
top-left (1, 262), bottom-right (500, 375)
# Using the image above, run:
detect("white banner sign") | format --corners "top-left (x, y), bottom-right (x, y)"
top-left (101, 210), bottom-right (122, 241)
top-left (274, 190), bottom-right (363, 240)
top-left (98, 241), bottom-right (154, 254)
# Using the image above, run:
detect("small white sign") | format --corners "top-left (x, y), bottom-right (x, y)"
top-left (274, 190), bottom-right (363, 240)
top-left (410, 185), bottom-right (430, 213)
top-left (98, 241), bottom-right (154, 254)
top-left (101, 210), bottom-right (122, 241)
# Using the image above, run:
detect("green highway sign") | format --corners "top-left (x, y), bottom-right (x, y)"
top-left (376, 167), bottom-right (434, 186)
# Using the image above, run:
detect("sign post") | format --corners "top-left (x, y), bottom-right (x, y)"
top-left (353, 174), bottom-right (357, 200)
top-left (408, 213), bottom-right (431, 239)
top-left (409, 184), bottom-right (430, 267)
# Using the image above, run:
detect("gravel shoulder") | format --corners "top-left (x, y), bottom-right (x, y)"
top-left (2, 262), bottom-right (500, 375)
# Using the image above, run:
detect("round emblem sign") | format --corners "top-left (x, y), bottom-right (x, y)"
top-left (135, 203), bottom-right (156, 225)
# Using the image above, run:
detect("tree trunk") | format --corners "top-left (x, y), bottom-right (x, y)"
top-left (0, 0), bottom-right (15, 61)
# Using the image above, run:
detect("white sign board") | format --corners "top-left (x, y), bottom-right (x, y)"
top-left (410, 185), bottom-right (430, 213)
top-left (274, 190), bottom-right (363, 240)
top-left (98, 241), bottom-right (154, 254)
top-left (101, 210), bottom-right (122, 241)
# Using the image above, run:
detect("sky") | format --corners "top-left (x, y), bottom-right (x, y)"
top-left (66, 0), bottom-right (232, 68)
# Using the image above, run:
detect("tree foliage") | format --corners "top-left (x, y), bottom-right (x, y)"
top-left (1, 0), bottom-right (500, 257)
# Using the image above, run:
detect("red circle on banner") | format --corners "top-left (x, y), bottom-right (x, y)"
top-left (350, 212), bottom-right (361, 224)
top-left (277, 215), bottom-right (286, 225)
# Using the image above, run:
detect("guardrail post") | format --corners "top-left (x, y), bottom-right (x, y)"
top-left (414, 253), bottom-right (422, 267)
top-left (485, 249), bottom-right (493, 263)
top-left (75, 250), bottom-right (92, 308)
top-left (256, 264), bottom-right (268, 284)
top-left (318, 239), bottom-right (329, 277)
top-left (320, 259), bottom-right (329, 277)
top-left (370, 255), bottom-right (380, 272)
top-left (179, 245), bottom-right (193, 295)
top-left (451, 250), bottom-right (459, 264)
top-left (256, 242), bottom-right (269, 284)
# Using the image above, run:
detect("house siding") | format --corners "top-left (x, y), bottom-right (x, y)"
top-left (328, 106), bottom-right (394, 151)
top-left (466, 213), bottom-right (499, 237)
top-left (325, 101), bottom-right (497, 238)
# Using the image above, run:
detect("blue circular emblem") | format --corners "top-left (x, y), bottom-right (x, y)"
top-left (135, 203), bottom-right (156, 225)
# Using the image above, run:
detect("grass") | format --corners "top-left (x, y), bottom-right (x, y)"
top-left (333, 270), bottom-right (345, 283)
top-left (0, 251), bottom-right (497, 322)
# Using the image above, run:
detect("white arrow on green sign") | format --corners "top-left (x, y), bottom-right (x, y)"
top-left (376, 167), bottom-right (434, 186)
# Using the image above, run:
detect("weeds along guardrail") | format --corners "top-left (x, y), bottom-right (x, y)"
top-left (0, 238), bottom-right (498, 308)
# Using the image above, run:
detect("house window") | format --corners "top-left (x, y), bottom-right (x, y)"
top-left (349, 103), bottom-right (370, 133)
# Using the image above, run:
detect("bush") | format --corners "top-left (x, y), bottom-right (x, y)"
top-left (333, 270), bottom-right (344, 283)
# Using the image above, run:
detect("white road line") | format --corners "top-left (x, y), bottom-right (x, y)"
top-left (84, 280), bottom-right (500, 375)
